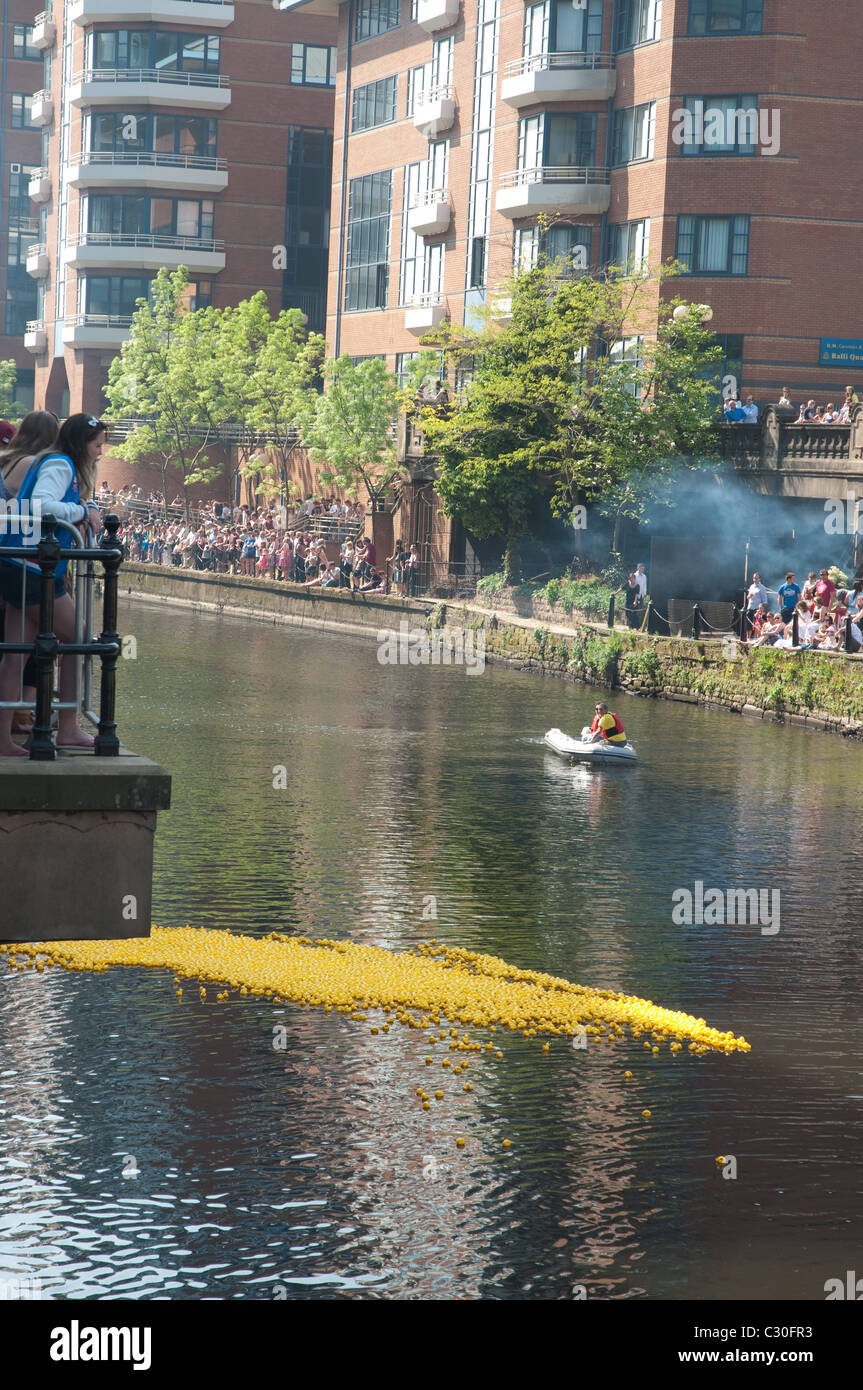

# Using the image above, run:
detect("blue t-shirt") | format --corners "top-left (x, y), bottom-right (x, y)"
top-left (778, 582), bottom-right (801, 612)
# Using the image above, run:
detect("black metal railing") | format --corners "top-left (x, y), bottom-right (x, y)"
top-left (0, 514), bottom-right (123, 760)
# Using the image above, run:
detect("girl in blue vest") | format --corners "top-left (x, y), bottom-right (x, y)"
top-left (0, 413), bottom-right (106, 757)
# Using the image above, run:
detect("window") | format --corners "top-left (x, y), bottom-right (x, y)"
top-left (84, 274), bottom-right (153, 318)
top-left (678, 95), bottom-right (758, 154)
top-left (407, 63), bottom-right (431, 115)
top-left (524, 0), bottom-right (604, 56)
top-left (90, 30), bottom-right (221, 71)
top-left (284, 126), bottom-right (332, 333)
top-left (400, 160), bottom-right (443, 305)
top-left (516, 223), bottom-right (591, 275)
top-left (6, 283), bottom-right (37, 335)
top-left (518, 112), bottom-right (598, 170)
top-left (13, 24), bottom-right (41, 60)
top-left (711, 332), bottom-right (744, 402)
top-left (290, 44), bottom-right (337, 86)
top-left (88, 112), bottom-right (217, 158)
top-left (352, 76), bottom-right (398, 132)
top-left (469, 237), bottom-right (486, 288)
top-left (345, 170), bottom-right (392, 311)
top-left (355, 0), bottom-right (401, 42)
top-left (688, 0), bottom-right (762, 34)
top-left (6, 226), bottom-right (33, 268)
top-left (607, 218), bottom-right (650, 272)
top-left (395, 351), bottom-right (418, 385)
top-left (608, 335), bottom-right (643, 397)
top-left (676, 214), bottom-right (750, 274)
top-left (612, 102), bottom-right (655, 163)
top-left (615, 0), bottom-right (661, 49)
top-left (11, 94), bottom-right (36, 128)
top-left (9, 166), bottom-right (39, 219)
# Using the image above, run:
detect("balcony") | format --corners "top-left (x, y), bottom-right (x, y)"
top-left (69, 68), bottom-right (231, 112)
top-left (63, 314), bottom-right (133, 349)
top-left (31, 91), bottom-right (54, 126)
top-left (413, 84), bottom-right (456, 140)
top-left (501, 52), bottom-right (616, 108)
top-left (63, 231), bottom-right (226, 273)
top-left (495, 166), bottom-right (610, 219)
top-left (66, 150), bottom-right (229, 193)
top-left (32, 12), bottom-right (57, 49)
top-left (28, 168), bottom-right (51, 203)
top-left (24, 320), bottom-right (47, 353)
top-left (70, 0), bottom-right (235, 26)
top-left (407, 189), bottom-right (450, 238)
top-left (415, 0), bottom-right (459, 32)
top-left (25, 244), bottom-right (50, 278)
top-left (404, 293), bottom-right (446, 335)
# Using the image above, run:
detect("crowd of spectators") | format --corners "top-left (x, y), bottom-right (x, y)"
top-left (113, 491), bottom-right (422, 596)
top-left (743, 567), bottom-right (863, 652)
top-left (723, 385), bottom-right (860, 426)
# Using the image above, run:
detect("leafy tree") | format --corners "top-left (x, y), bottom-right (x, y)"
top-left (0, 360), bottom-right (23, 423)
top-left (105, 267), bottom-right (227, 518)
top-left (298, 355), bottom-right (402, 510)
top-left (417, 263), bottom-right (723, 574)
top-left (210, 292), bottom-right (325, 506)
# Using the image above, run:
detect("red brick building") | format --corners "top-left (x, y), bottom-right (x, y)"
top-left (21, 0), bottom-right (336, 415)
top-left (281, 0), bottom-right (863, 408)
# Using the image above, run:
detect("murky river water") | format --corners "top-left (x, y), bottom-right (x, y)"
top-left (1, 600), bottom-right (861, 1300)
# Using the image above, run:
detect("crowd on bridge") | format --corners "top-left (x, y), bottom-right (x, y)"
top-left (723, 385), bottom-right (859, 426)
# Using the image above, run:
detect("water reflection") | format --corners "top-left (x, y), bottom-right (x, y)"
top-left (1, 602), bottom-right (861, 1299)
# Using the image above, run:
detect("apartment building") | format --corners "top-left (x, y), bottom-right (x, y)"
top-left (1, 5), bottom-right (50, 410)
top-left (22, 0), bottom-right (337, 415)
top-left (281, 0), bottom-right (863, 405)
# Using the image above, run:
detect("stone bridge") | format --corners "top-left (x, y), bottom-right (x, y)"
top-left (718, 405), bottom-right (863, 499)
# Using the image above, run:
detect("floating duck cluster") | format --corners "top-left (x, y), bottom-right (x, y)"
top-left (0, 929), bottom-right (750, 1056)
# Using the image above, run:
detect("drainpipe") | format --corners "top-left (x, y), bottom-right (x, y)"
top-left (333, 0), bottom-right (353, 360)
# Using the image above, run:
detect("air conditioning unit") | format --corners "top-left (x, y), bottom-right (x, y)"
top-left (11, 163), bottom-right (22, 174)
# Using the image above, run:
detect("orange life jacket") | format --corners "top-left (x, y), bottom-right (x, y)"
top-left (591, 711), bottom-right (625, 740)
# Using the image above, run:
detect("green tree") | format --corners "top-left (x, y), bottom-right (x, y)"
top-left (417, 263), bottom-right (723, 573)
top-left (0, 359), bottom-right (23, 423)
top-left (105, 267), bottom-right (227, 519)
top-left (210, 293), bottom-right (325, 506)
top-left (298, 355), bottom-right (402, 510)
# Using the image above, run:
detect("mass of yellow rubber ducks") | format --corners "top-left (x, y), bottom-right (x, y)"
top-left (0, 928), bottom-right (750, 1056)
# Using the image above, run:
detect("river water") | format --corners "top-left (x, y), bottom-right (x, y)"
top-left (1, 600), bottom-right (861, 1301)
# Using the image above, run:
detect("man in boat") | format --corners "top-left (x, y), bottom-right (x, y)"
top-left (587, 702), bottom-right (627, 745)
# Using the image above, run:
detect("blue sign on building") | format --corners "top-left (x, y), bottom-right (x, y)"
top-left (820, 338), bottom-right (863, 368)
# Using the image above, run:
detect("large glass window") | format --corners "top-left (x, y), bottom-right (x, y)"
top-left (609, 335), bottom-right (643, 398)
top-left (13, 23), bottom-right (41, 60)
top-left (612, 102), bottom-right (655, 163)
top-left (407, 63), bottom-right (431, 114)
top-left (10, 94), bottom-right (36, 128)
top-left (283, 126), bottom-right (332, 332)
top-left (519, 112), bottom-right (598, 170)
top-left (400, 159), bottom-right (444, 305)
top-left (676, 214), bottom-right (750, 274)
top-left (355, 0), bottom-right (401, 42)
top-left (615, 0), bottom-right (661, 49)
top-left (83, 274), bottom-right (153, 318)
top-left (345, 170), bottom-right (392, 312)
top-left (88, 112), bottom-right (217, 157)
top-left (84, 195), bottom-right (215, 238)
top-left (678, 94), bottom-right (758, 154)
top-left (290, 43), bottom-right (337, 86)
top-left (6, 283), bottom-right (38, 335)
top-left (524, 0), bottom-right (603, 55)
top-left (607, 218), bottom-right (650, 272)
top-left (688, 0), bottom-right (762, 34)
top-left (352, 76), bottom-right (398, 132)
top-left (515, 223), bottom-right (591, 274)
top-left (90, 30), bottom-right (221, 71)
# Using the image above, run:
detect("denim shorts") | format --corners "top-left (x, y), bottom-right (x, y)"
top-left (0, 561), bottom-right (66, 608)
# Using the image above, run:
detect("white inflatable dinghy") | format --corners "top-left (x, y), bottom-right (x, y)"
top-left (544, 726), bottom-right (638, 763)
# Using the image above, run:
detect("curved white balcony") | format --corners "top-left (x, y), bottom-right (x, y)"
top-left (495, 166), bottom-right (610, 219)
top-left (32, 12), bottom-right (57, 49)
top-left (70, 0), bottom-right (235, 27)
top-left (416, 0), bottom-right (459, 33)
top-left (413, 84), bottom-right (456, 140)
top-left (63, 230), bottom-right (226, 273)
top-left (31, 90), bottom-right (54, 126)
top-left (67, 150), bottom-right (229, 193)
top-left (63, 314), bottom-right (133, 348)
top-left (26, 244), bottom-right (50, 278)
top-left (69, 68), bottom-right (231, 111)
top-left (404, 292), bottom-right (445, 334)
top-left (407, 189), bottom-right (450, 239)
top-left (28, 168), bottom-right (51, 203)
top-left (24, 320), bottom-right (48, 353)
top-left (501, 52), bottom-right (616, 108)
